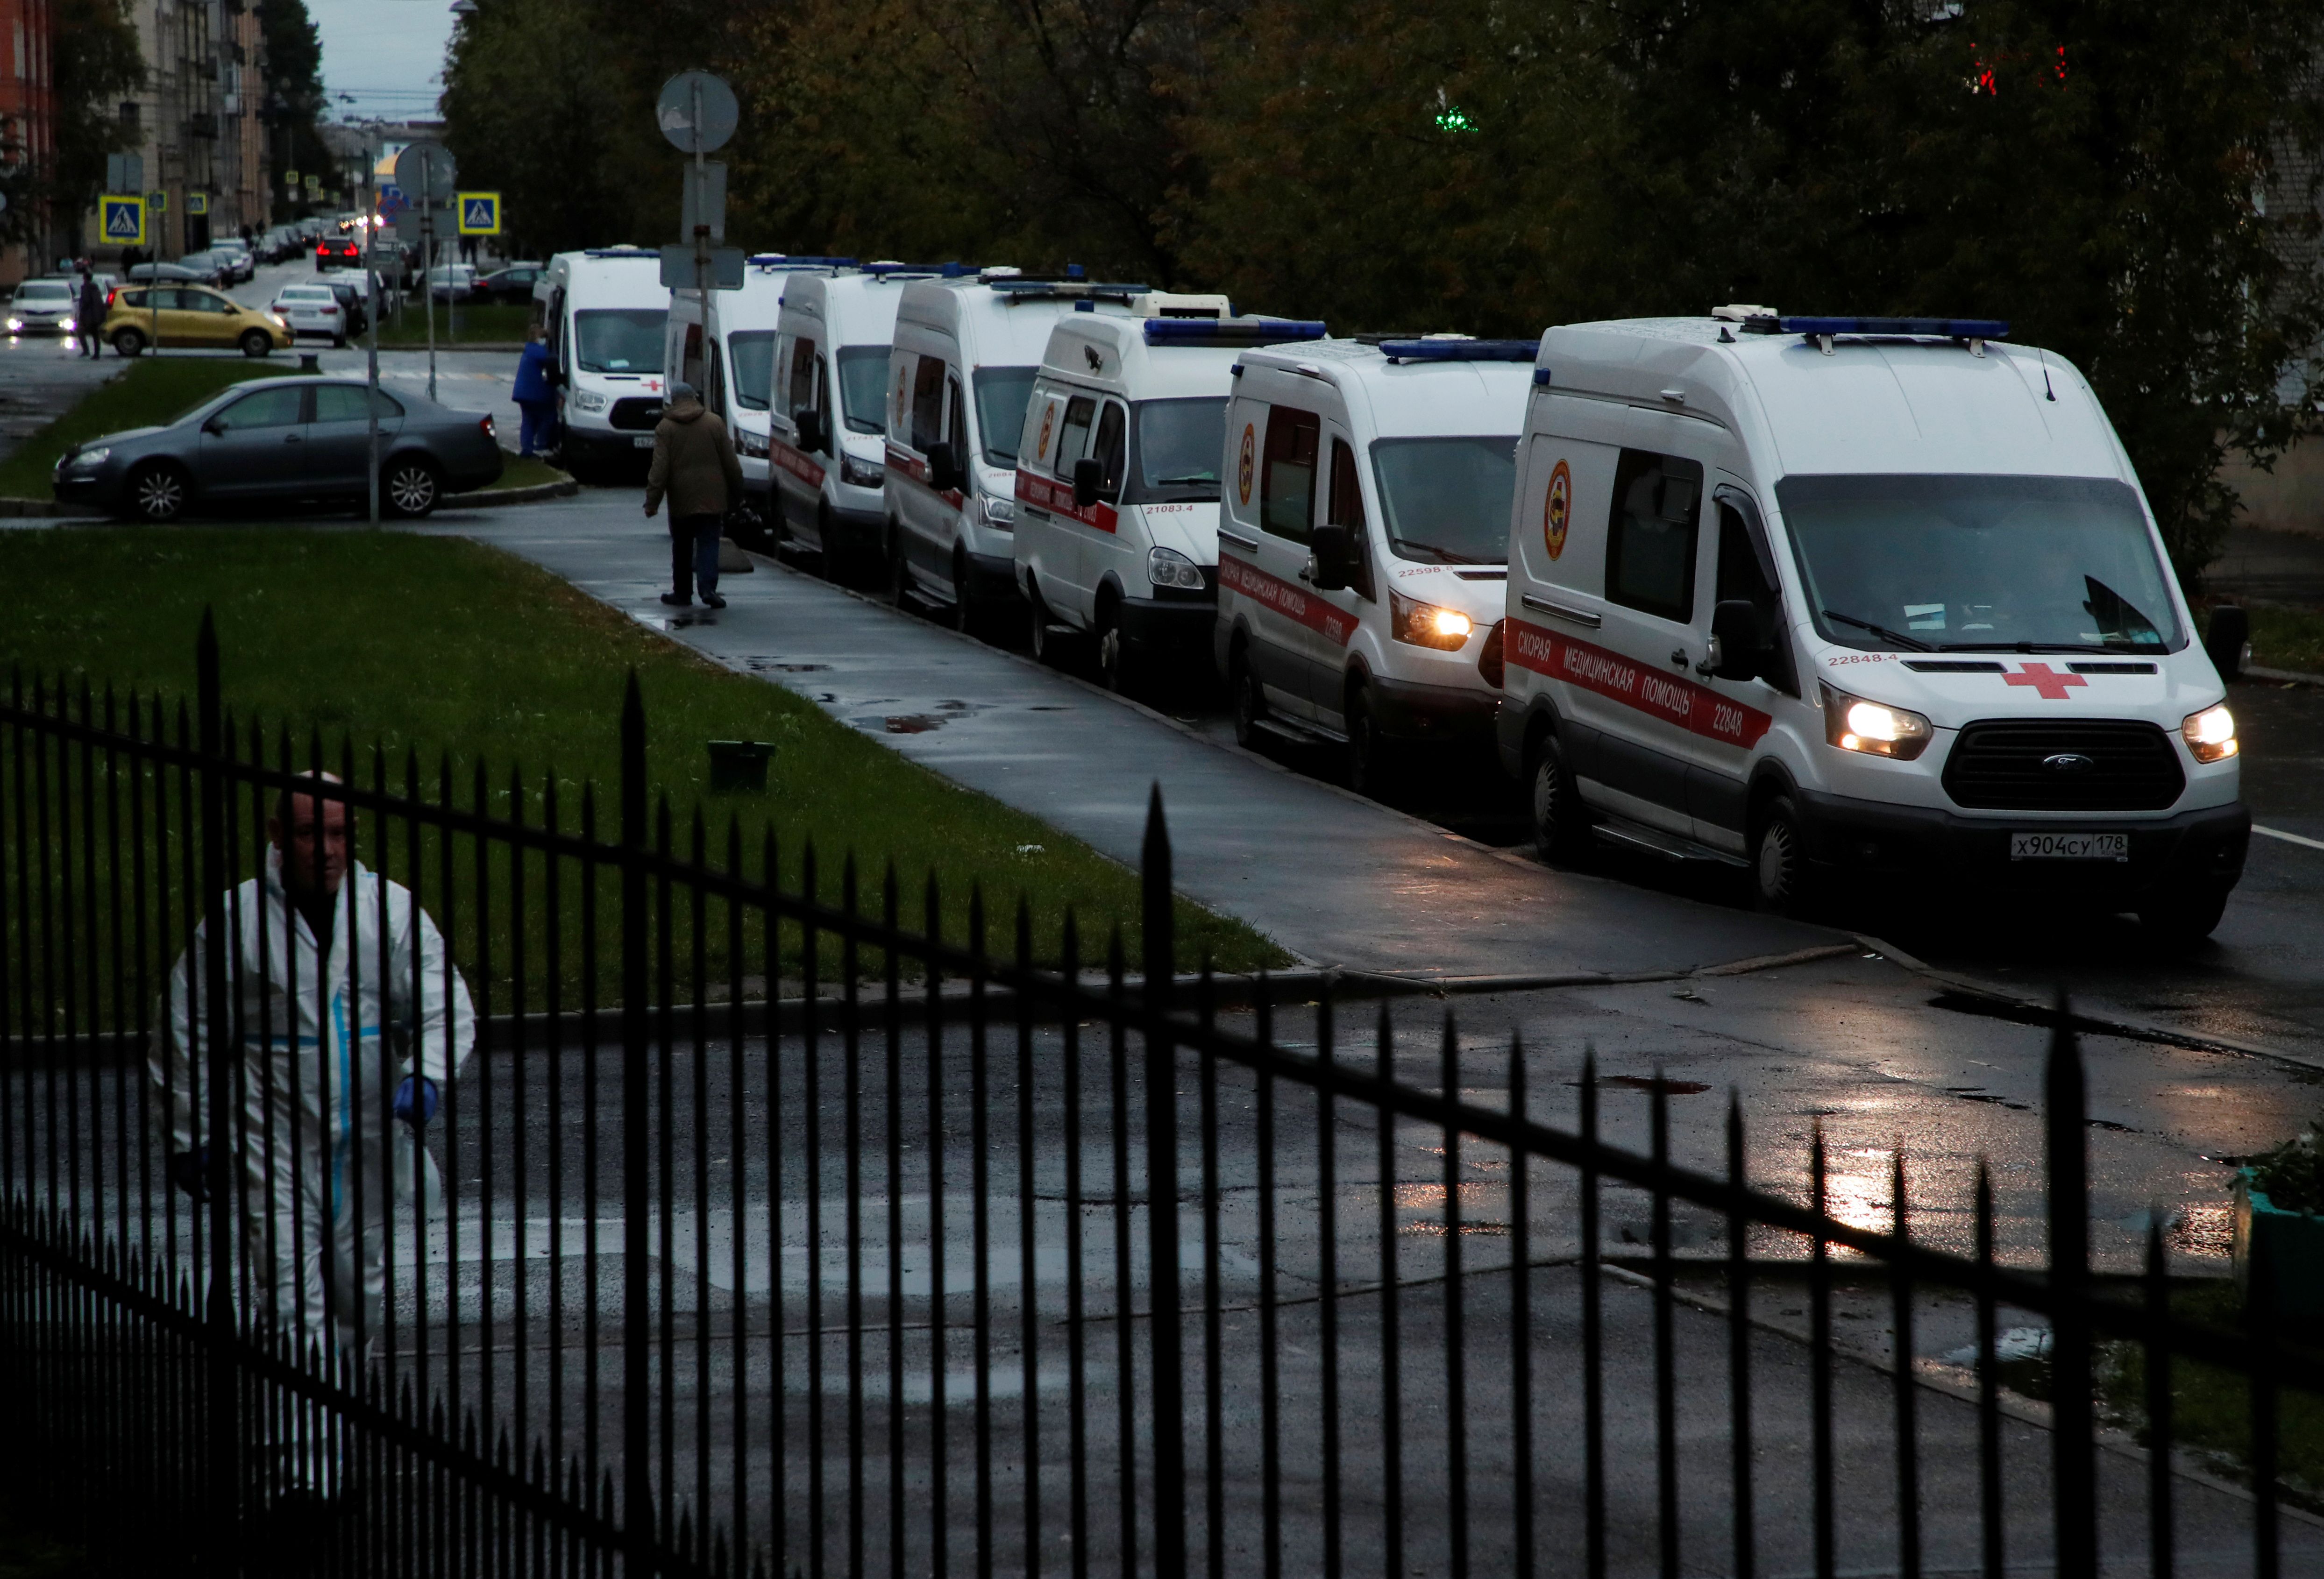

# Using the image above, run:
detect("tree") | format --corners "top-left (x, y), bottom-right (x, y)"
top-left (39, 0), bottom-right (145, 251)
top-left (258, 0), bottom-right (334, 221)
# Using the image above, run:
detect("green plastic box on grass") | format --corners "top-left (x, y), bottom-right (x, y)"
top-left (2233, 1169), bottom-right (2324, 1320)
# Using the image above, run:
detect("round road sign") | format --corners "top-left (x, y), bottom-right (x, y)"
top-left (657, 71), bottom-right (738, 154)
top-left (392, 141), bottom-right (458, 202)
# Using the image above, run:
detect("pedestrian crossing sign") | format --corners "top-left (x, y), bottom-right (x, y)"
top-left (187, 192), bottom-right (208, 216)
top-left (99, 194), bottom-right (144, 246)
top-left (456, 191), bottom-right (501, 236)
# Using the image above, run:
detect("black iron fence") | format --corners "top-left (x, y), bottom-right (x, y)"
top-left (2, 619), bottom-right (2317, 1577)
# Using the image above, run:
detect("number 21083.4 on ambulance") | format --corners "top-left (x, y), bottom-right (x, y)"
top-left (1498, 312), bottom-right (2248, 944)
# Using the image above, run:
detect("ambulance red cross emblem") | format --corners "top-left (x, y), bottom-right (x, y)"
top-left (2002, 662), bottom-right (2087, 701)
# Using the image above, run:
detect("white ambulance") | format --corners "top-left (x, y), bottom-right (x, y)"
top-left (766, 262), bottom-right (954, 574)
top-left (1498, 311), bottom-right (2249, 941)
top-left (663, 254), bottom-right (853, 537)
top-left (1015, 307), bottom-right (1324, 690)
top-left (887, 273), bottom-right (1170, 630)
top-left (533, 248), bottom-right (669, 480)
top-left (1215, 337), bottom-right (1536, 792)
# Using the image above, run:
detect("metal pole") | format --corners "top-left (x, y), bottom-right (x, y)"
top-left (367, 130), bottom-right (381, 529)
top-left (691, 82), bottom-right (709, 383)
top-left (424, 161), bottom-right (438, 404)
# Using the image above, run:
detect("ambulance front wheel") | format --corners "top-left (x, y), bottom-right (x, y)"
top-left (1528, 733), bottom-right (1591, 865)
top-left (1751, 794), bottom-right (1817, 914)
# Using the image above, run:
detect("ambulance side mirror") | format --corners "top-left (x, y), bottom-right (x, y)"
top-left (1710, 599), bottom-right (1765, 682)
top-left (1308, 523), bottom-right (1352, 592)
top-left (928, 441), bottom-right (964, 494)
top-left (1072, 456), bottom-right (1104, 510)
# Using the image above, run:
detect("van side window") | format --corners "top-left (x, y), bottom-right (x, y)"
top-left (1606, 449), bottom-right (1703, 623)
top-left (680, 323), bottom-right (704, 390)
top-left (1054, 396), bottom-right (1096, 476)
top-left (945, 380), bottom-right (968, 456)
top-left (1260, 408), bottom-right (1320, 543)
top-left (1327, 437), bottom-right (1375, 601)
top-left (788, 334), bottom-right (820, 421)
top-left (1092, 401), bottom-right (1127, 502)
top-left (1715, 496), bottom-right (1797, 695)
top-left (910, 355), bottom-right (946, 452)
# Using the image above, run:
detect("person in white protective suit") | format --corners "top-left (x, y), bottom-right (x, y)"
top-left (151, 770), bottom-right (476, 1385)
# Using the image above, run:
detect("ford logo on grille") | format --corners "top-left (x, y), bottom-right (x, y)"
top-left (2041, 752), bottom-right (2097, 774)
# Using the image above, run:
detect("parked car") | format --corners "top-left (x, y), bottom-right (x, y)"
top-left (270, 282), bottom-right (352, 346)
top-left (211, 239), bottom-right (256, 283)
top-left (7, 277), bottom-right (79, 335)
top-left (427, 262), bottom-right (479, 304)
top-left (51, 375), bottom-right (504, 522)
top-left (173, 250), bottom-right (233, 287)
top-left (101, 285), bottom-right (292, 357)
top-left (124, 262), bottom-right (205, 285)
top-left (470, 262), bottom-right (544, 306)
top-left (320, 277), bottom-right (371, 338)
top-left (317, 236), bottom-right (362, 270)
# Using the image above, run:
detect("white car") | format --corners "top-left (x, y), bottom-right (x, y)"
top-left (270, 283), bottom-right (351, 346)
top-left (7, 278), bottom-right (78, 335)
top-left (1499, 309), bottom-right (2250, 941)
top-left (428, 263), bottom-right (478, 304)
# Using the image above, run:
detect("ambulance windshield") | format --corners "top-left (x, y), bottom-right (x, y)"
top-left (1136, 398), bottom-right (1227, 497)
top-left (973, 368), bottom-right (1042, 465)
top-left (729, 332), bottom-right (775, 411)
top-left (574, 309), bottom-right (667, 374)
top-left (836, 348), bottom-right (890, 434)
top-left (1370, 436), bottom-right (1519, 565)
top-left (1778, 474), bottom-right (2182, 652)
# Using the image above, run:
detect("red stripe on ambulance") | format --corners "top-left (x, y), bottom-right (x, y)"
top-left (1507, 617), bottom-right (1771, 748)
top-left (886, 445), bottom-right (963, 507)
top-left (769, 436), bottom-right (826, 489)
top-left (1220, 553), bottom-right (1357, 647)
top-left (1015, 467), bottom-right (1118, 534)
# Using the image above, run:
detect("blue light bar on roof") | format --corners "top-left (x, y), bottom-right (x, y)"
top-left (1376, 339), bottom-right (1538, 364)
top-left (1143, 316), bottom-right (1328, 346)
top-left (1780, 316), bottom-right (2010, 340)
top-left (988, 279), bottom-right (1150, 296)
top-left (745, 255), bottom-right (860, 269)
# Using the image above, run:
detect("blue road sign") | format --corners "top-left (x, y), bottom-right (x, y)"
top-left (99, 194), bottom-right (145, 246)
top-left (457, 192), bottom-right (501, 235)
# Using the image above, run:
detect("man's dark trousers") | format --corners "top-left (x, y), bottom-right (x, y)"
top-left (670, 514), bottom-right (723, 601)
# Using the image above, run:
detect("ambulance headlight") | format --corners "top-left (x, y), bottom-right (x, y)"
top-left (2181, 703), bottom-right (2237, 763)
top-left (1821, 683), bottom-right (1932, 760)
top-left (1390, 589), bottom-right (1472, 650)
top-left (1147, 546), bottom-right (1207, 590)
top-left (979, 495), bottom-right (1016, 528)
top-left (735, 427), bottom-right (769, 458)
top-left (839, 454), bottom-right (885, 489)
top-left (570, 387), bottom-right (610, 414)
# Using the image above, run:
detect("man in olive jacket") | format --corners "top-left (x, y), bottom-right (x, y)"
top-left (643, 381), bottom-right (746, 608)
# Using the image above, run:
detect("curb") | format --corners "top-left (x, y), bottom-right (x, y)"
top-left (444, 477), bottom-right (580, 509)
top-left (0, 496), bottom-right (105, 518)
top-left (2244, 663), bottom-right (2324, 687)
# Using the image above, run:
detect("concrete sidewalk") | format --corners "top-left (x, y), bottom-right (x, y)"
top-left (427, 491), bottom-right (1836, 978)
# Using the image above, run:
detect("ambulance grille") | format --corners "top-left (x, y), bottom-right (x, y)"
top-left (1941, 720), bottom-right (2184, 812)
top-left (609, 398), bottom-right (664, 432)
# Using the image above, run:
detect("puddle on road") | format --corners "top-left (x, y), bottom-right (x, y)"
top-left (882, 715), bottom-right (943, 734)
top-left (1595, 1074), bottom-right (1712, 1096)
top-left (744, 657), bottom-right (832, 674)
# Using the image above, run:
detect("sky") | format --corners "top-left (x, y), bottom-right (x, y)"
top-left (311, 0), bottom-right (457, 125)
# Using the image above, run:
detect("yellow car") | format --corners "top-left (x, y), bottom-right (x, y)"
top-left (102, 285), bottom-right (293, 359)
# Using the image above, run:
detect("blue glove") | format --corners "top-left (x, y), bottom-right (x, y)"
top-left (393, 1076), bottom-right (439, 1128)
top-left (170, 1147), bottom-right (211, 1202)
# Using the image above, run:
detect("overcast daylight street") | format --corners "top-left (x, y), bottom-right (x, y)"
top-left (3, 3), bottom-right (2324, 1578)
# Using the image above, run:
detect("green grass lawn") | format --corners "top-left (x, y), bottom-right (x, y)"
top-left (2099, 1280), bottom-right (2324, 1501)
top-left (480, 453), bottom-right (573, 492)
top-left (377, 301), bottom-right (530, 347)
top-left (0, 358), bottom-right (284, 499)
top-left (0, 530), bottom-right (1287, 1001)
top-left (2196, 602), bottom-right (2324, 675)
